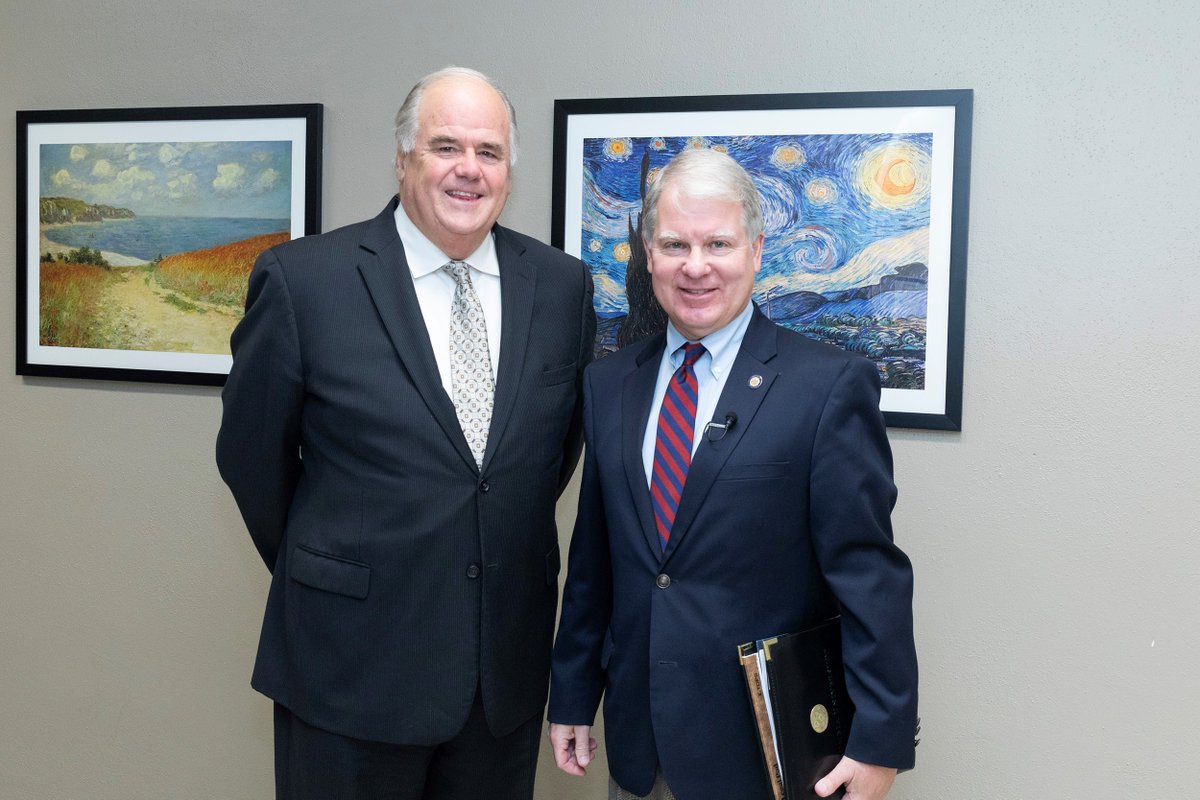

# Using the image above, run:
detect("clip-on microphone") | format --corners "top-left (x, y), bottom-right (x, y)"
top-left (704, 411), bottom-right (738, 443)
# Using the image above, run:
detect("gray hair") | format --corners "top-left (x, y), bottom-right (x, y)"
top-left (393, 66), bottom-right (520, 166)
top-left (641, 148), bottom-right (764, 244)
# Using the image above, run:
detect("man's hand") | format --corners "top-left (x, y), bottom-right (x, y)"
top-left (815, 756), bottom-right (897, 800)
top-left (547, 723), bottom-right (598, 776)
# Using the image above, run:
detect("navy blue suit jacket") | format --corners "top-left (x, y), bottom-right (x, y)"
top-left (549, 308), bottom-right (917, 799)
top-left (217, 198), bottom-right (595, 744)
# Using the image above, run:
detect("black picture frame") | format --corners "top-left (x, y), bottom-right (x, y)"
top-left (17, 103), bottom-right (322, 386)
top-left (552, 90), bottom-right (971, 430)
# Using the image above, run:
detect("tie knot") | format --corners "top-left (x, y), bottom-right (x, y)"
top-left (444, 260), bottom-right (471, 284)
top-left (680, 342), bottom-right (706, 368)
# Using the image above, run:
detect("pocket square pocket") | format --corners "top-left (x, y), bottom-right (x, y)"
top-left (290, 545), bottom-right (371, 600)
top-left (540, 363), bottom-right (576, 386)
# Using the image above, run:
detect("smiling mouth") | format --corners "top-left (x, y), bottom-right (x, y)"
top-left (680, 288), bottom-right (715, 296)
top-left (446, 190), bottom-right (482, 201)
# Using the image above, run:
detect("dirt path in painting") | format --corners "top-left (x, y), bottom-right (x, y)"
top-left (101, 269), bottom-right (241, 354)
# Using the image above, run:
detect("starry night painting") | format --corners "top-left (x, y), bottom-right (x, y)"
top-left (581, 133), bottom-right (933, 391)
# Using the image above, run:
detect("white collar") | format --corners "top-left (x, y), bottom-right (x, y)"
top-left (394, 201), bottom-right (500, 278)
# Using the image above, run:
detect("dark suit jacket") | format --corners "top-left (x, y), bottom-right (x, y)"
top-left (548, 308), bottom-right (917, 799)
top-left (217, 197), bottom-right (595, 745)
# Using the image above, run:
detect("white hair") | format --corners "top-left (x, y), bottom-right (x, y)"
top-left (393, 66), bottom-right (519, 166)
top-left (641, 148), bottom-right (763, 244)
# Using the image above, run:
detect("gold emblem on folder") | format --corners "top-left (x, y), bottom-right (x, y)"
top-left (810, 703), bottom-right (829, 733)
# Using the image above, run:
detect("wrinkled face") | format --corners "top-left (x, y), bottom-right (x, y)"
top-left (645, 186), bottom-right (762, 341)
top-left (395, 76), bottom-right (512, 260)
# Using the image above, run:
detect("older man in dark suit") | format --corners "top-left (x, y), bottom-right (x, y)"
top-left (547, 148), bottom-right (917, 800)
top-left (217, 67), bottom-right (594, 800)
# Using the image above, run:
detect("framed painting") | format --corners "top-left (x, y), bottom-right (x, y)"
top-left (16, 103), bottom-right (322, 386)
top-left (552, 90), bottom-right (971, 430)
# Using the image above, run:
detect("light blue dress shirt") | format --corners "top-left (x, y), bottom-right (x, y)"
top-left (641, 302), bottom-right (754, 487)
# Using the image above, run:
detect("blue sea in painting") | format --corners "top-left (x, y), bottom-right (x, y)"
top-left (44, 216), bottom-right (289, 261)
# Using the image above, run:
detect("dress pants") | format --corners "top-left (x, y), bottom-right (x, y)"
top-left (609, 772), bottom-right (677, 800)
top-left (273, 689), bottom-right (542, 800)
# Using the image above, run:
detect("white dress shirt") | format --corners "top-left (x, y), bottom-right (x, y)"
top-left (394, 203), bottom-right (502, 395)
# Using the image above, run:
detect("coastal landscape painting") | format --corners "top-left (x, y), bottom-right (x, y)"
top-left (552, 91), bottom-right (971, 429)
top-left (17, 104), bottom-right (322, 385)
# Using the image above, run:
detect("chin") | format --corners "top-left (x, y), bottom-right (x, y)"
top-left (676, 320), bottom-right (716, 340)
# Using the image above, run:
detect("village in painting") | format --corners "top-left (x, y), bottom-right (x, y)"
top-left (581, 133), bottom-right (932, 390)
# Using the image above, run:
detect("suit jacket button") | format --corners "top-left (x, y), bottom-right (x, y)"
top-left (656, 573), bottom-right (671, 589)
top-left (479, 480), bottom-right (490, 493)
top-left (466, 564), bottom-right (481, 579)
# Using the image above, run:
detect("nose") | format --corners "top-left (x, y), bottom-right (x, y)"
top-left (681, 248), bottom-right (709, 278)
top-left (455, 149), bottom-right (483, 179)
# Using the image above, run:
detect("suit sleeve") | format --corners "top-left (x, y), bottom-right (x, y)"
top-left (809, 356), bottom-right (918, 770)
top-left (215, 248), bottom-right (304, 572)
top-left (557, 259), bottom-right (597, 495)
top-left (548, 365), bottom-right (612, 725)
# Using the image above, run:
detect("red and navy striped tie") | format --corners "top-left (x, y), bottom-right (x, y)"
top-left (650, 343), bottom-right (706, 553)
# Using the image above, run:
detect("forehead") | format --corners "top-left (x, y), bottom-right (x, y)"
top-left (418, 77), bottom-right (509, 140)
top-left (654, 187), bottom-right (745, 237)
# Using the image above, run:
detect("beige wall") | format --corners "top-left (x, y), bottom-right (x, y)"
top-left (3, 1), bottom-right (1198, 797)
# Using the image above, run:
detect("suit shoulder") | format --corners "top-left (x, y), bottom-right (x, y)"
top-left (774, 322), bottom-right (871, 368)
top-left (250, 217), bottom-right (384, 301)
top-left (584, 336), bottom-right (658, 384)
top-left (265, 216), bottom-right (374, 262)
top-left (498, 226), bottom-right (583, 270)
top-left (767, 323), bottom-right (883, 396)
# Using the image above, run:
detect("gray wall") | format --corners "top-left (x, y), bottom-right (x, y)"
top-left (2, 1), bottom-right (1197, 797)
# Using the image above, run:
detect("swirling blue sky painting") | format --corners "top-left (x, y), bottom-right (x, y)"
top-left (581, 133), bottom-right (933, 390)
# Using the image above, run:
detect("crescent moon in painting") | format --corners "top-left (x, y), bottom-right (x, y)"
top-left (856, 140), bottom-right (931, 210)
top-left (878, 158), bottom-right (917, 196)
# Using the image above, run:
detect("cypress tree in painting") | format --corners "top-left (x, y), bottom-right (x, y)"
top-left (617, 150), bottom-right (667, 348)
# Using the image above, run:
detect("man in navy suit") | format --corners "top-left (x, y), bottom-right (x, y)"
top-left (547, 148), bottom-right (917, 800)
top-left (217, 67), bottom-right (594, 799)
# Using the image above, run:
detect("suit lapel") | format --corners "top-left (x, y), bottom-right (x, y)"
top-left (662, 308), bottom-right (780, 563)
top-left (356, 199), bottom-right (478, 472)
top-left (481, 227), bottom-right (535, 471)
top-left (622, 335), bottom-right (667, 559)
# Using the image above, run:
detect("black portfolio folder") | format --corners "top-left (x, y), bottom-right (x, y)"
top-left (738, 617), bottom-right (855, 800)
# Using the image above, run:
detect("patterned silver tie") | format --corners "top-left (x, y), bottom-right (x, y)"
top-left (444, 260), bottom-right (495, 469)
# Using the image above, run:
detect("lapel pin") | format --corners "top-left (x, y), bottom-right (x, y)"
top-left (749, 374), bottom-right (763, 389)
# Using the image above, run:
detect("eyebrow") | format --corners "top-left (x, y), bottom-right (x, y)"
top-left (654, 230), bottom-right (739, 241)
top-left (427, 134), bottom-right (505, 155)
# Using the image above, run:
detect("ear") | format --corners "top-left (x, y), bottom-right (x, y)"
top-left (751, 232), bottom-right (764, 273)
top-left (643, 238), bottom-right (655, 274)
top-left (394, 149), bottom-right (407, 182)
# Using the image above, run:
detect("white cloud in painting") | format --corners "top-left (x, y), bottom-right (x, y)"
top-left (167, 172), bottom-right (199, 199)
top-left (51, 169), bottom-right (85, 191)
top-left (159, 143), bottom-right (182, 165)
top-left (88, 165), bottom-right (159, 205)
top-left (92, 159), bottom-right (116, 179)
top-left (213, 162), bottom-right (247, 192)
top-left (92, 144), bottom-right (129, 160)
top-left (117, 165), bottom-right (157, 186)
top-left (69, 145), bottom-right (88, 162)
top-left (253, 168), bottom-right (281, 193)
